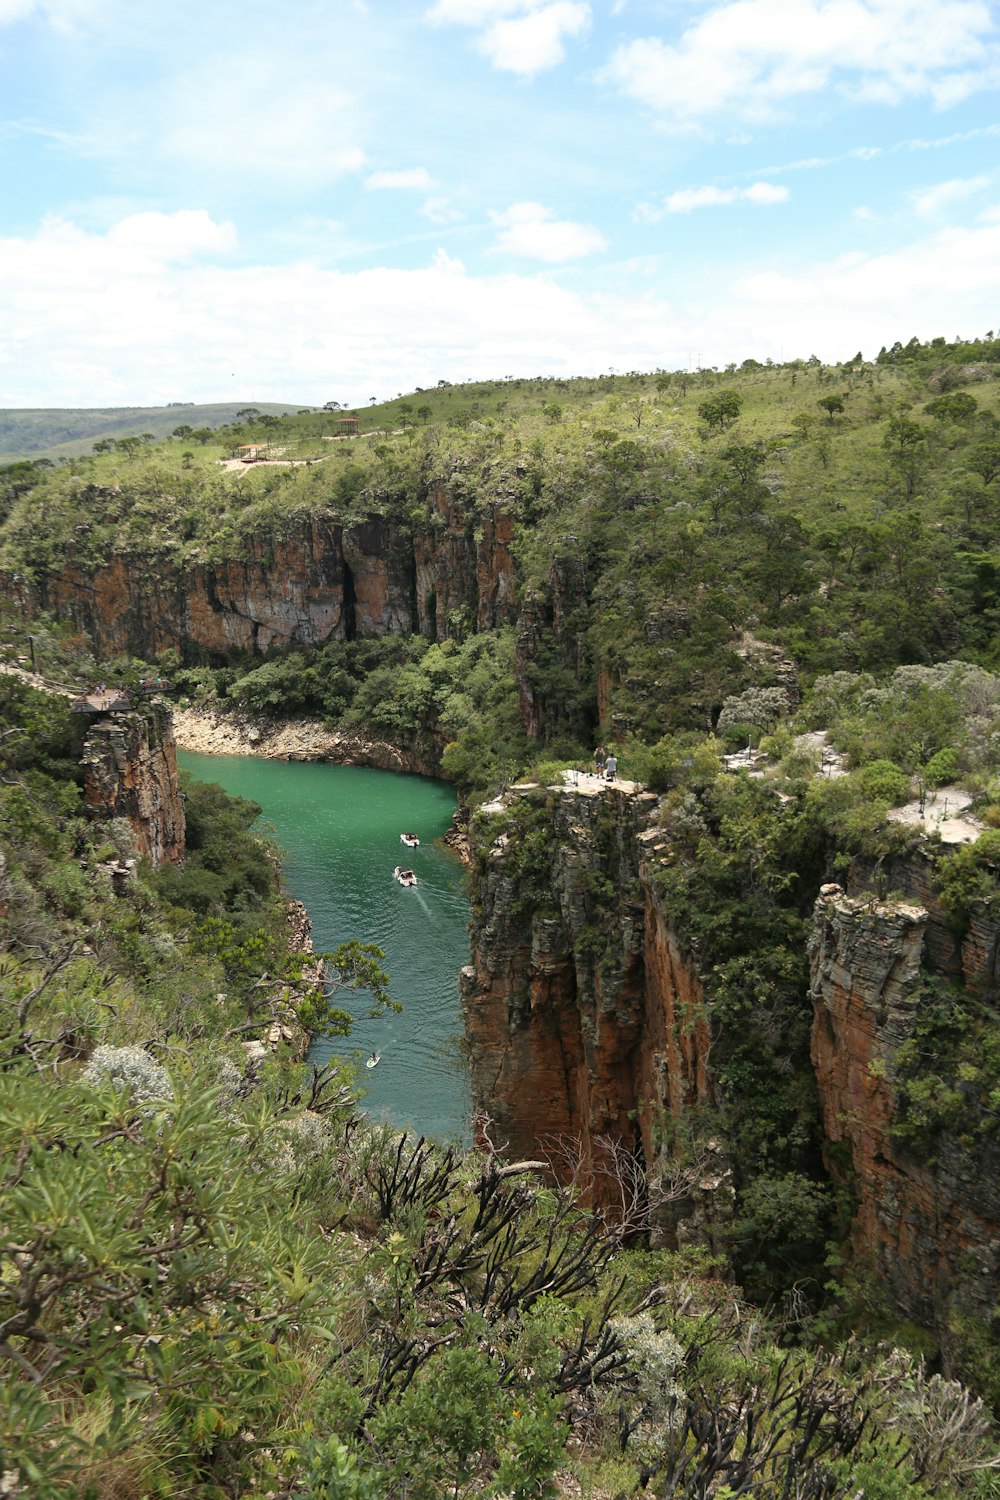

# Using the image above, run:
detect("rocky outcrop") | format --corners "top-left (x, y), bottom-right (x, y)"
top-left (82, 704), bottom-right (185, 867)
top-left (27, 485), bottom-right (516, 663)
top-left (810, 883), bottom-right (1000, 1374)
top-left (463, 782), bottom-right (723, 1241)
top-left (846, 850), bottom-right (1000, 996)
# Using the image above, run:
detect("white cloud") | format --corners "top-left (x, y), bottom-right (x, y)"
top-left (420, 196), bottom-right (464, 223)
top-left (162, 60), bottom-right (366, 183)
top-left (642, 180), bottom-right (788, 217)
top-left (104, 210), bottom-right (237, 261)
top-left (601, 0), bottom-right (997, 125)
top-left (3, 209), bottom-right (999, 407)
top-left (911, 174), bottom-right (991, 215)
top-left (732, 221), bottom-right (1000, 346)
top-left (427, 0), bottom-right (527, 22)
top-left (478, 0), bottom-right (590, 73)
top-left (490, 201), bottom-right (606, 260)
top-left (427, 0), bottom-right (589, 73)
top-left (0, 0), bottom-right (108, 26)
top-left (366, 168), bottom-right (435, 191)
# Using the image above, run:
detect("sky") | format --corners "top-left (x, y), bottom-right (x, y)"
top-left (1, 0), bottom-right (999, 407)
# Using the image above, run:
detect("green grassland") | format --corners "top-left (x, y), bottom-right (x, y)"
top-left (0, 401), bottom-right (311, 463)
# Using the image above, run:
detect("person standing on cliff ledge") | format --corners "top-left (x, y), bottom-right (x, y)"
top-left (604, 752), bottom-right (617, 780)
top-left (593, 746), bottom-right (605, 773)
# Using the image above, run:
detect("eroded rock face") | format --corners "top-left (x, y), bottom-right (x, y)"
top-left (463, 783), bottom-right (721, 1241)
top-left (27, 487), bottom-right (516, 662)
top-left (82, 705), bottom-right (185, 867)
top-left (809, 883), bottom-right (1000, 1372)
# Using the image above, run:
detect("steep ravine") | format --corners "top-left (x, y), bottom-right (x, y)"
top-left (464, 781), bottom-right (1000, 1380)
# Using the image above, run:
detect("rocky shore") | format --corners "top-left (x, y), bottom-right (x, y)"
top-left (172, 703), bottom-right (440, 777)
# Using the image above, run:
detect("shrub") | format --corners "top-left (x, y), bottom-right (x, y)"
top-left (856, 759), bottom-right (912, 806)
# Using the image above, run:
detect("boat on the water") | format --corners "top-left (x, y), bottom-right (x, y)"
top-left (393, 866), bottom-right (417, 887)
top-left (366, 1052), bottom-right (381, 1070)
top-left (400, 832), bottom-right (420, 848)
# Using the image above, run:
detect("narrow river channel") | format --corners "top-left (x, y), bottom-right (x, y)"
top-left (178, 752), bottom-right (472, 1142)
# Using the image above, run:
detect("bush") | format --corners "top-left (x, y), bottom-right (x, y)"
top-left (925, 745), bottom-right (960, 787)
top-left (856, 759), bottom-right (912, 806)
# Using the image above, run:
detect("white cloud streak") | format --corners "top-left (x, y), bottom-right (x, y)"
top-left (161, 59), bottom-right (366, 183)
top-left (366, 168), bottom-right (435, 191)
top-left (911, 174), bottom-right (992, 215)
top-left (643, 180), bottom-right (789, 216)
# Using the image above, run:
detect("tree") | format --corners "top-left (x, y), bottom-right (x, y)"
top-left (817, 394), bottom-right (846, 422)
top-left (236, 407), bottom-right (262, 422)
top-left (697, 389), bottom-right (743, 432)
top-left (172, 424), bottom-right (193, 439)
top-left (926, 392), bottom-right (978, 424)
top-left (884, 414), bottom-right (928, 499)
top-left (92, 438), bottom-right (116, 454)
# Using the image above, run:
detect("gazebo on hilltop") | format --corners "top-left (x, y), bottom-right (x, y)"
top-left (236, 443), bottom-right (271, 463)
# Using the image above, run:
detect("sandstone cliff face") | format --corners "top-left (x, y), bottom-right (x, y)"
top-left (82, 704), bottom-right (185, 867)
top-left (810, 883), bottom-right (1000, 1373)
top-left (29, 484), bottom-right (516, 662)
top-left (463, 783), bottom-right (722, 1239)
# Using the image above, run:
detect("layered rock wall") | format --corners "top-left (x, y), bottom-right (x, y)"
top-left (810, 884), bottom-right (1000, 1371)
top-left (28, 483), bottom-right (516, 662)
top-left (82, 704), bottom-right (185, 867)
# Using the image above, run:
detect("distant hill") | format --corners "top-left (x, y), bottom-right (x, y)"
top-left (0, 402), bottom-right (313, 463)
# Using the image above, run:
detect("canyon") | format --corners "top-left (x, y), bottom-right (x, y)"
top-left (14, 476), bottom-right (1000, 1384)
top-left (463, 777), bottom-right (1000, 1378)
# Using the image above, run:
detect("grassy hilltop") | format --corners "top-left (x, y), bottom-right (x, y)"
top-left (0, 401), bottom-right (310, 463)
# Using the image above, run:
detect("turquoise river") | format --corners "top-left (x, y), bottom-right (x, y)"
top-left (178, 752), bottom-right (472, 1142)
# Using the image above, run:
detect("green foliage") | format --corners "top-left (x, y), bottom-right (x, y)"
top-left (697, 388), bottom-right (743, 431)
top-left (890, 978), bottom-right (1000, 1158)
top-left (855, 758), bottom-right (912, 805)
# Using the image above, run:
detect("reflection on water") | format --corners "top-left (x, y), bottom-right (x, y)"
top-left (178, 752), bottom-right (472, 1142)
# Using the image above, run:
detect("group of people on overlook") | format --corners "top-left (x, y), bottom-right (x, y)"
top-left (592, 746), bottom-right (618, 780)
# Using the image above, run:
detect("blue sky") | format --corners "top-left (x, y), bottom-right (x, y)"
top-left (1, 0), bottom-right (999, 405)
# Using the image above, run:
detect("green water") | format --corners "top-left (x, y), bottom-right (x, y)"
top-left (178, 752), bottom-right (472, 1142)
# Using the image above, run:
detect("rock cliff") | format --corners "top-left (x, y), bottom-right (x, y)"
top-left (466, 788), bottom-right (999, 1361)
top-left (27, 483), bottom-right (516, 662)
top-left (82, 704), bottom-right (186, 867)
top-left (809, 883), bottom-right (1000, 1375)
top-left (463, 780), bottom-right (726, 1243)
